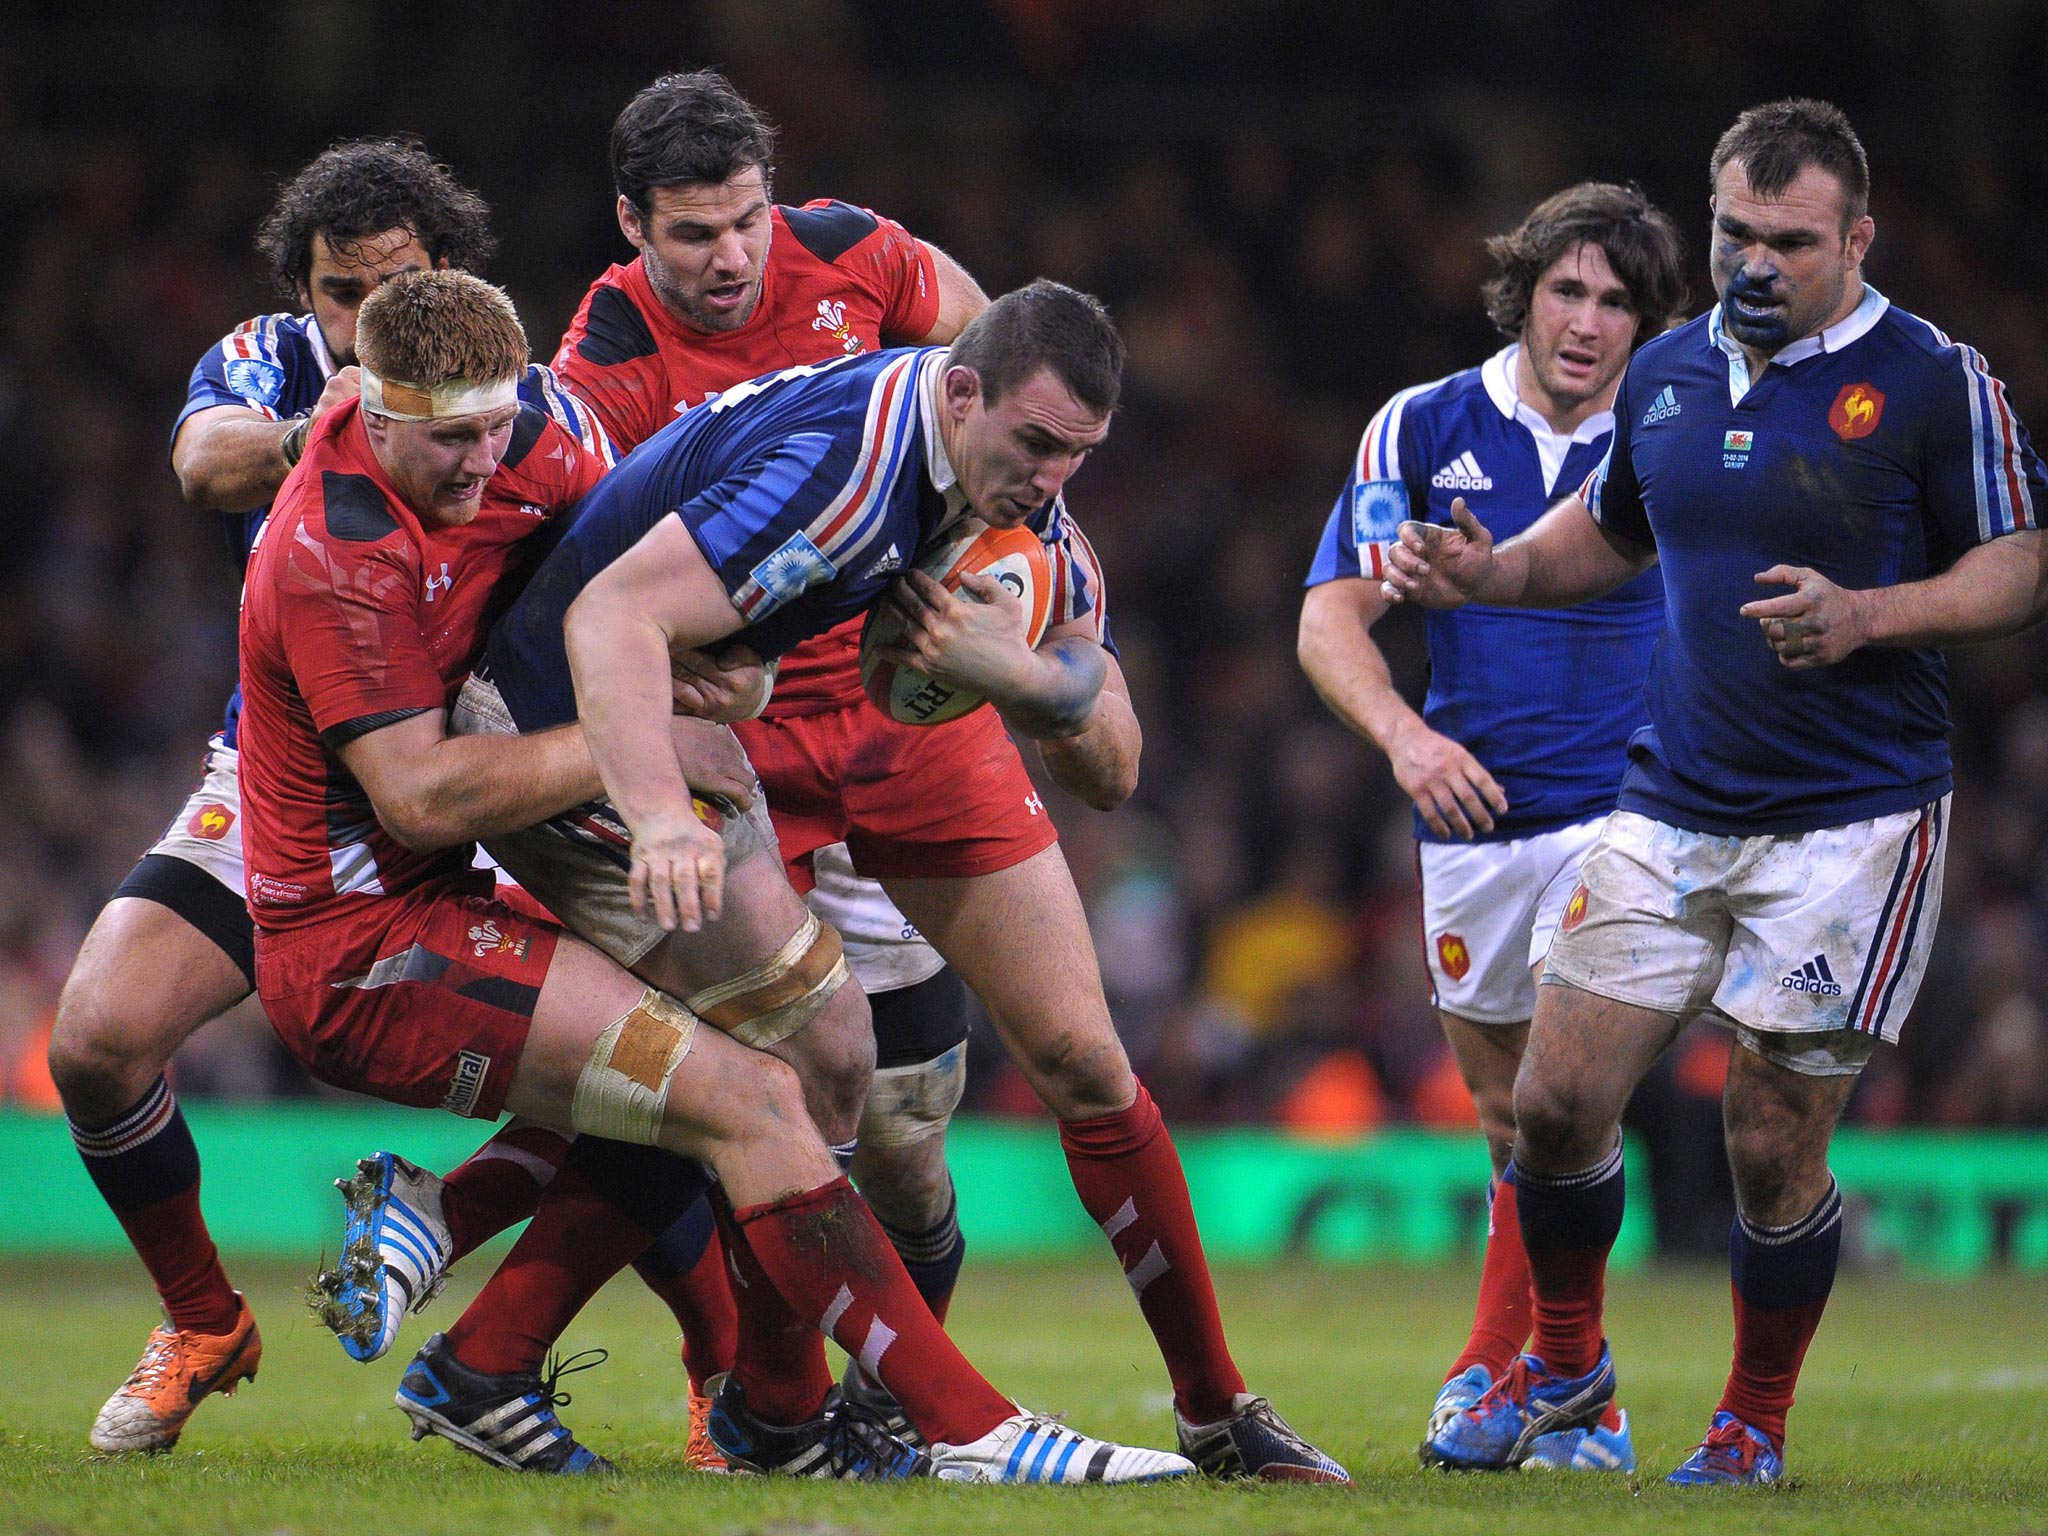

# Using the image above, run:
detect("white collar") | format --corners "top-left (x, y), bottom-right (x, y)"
top-left (915, 350), bottom-right (971, 520)
top-left (304, 312), bottom-right (339, 379)
top-left (1709, 283), bottom-right (1889, 398)
top-left (1481, 343), bottom-right (1616, 446)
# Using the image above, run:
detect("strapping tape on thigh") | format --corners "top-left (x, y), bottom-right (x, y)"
top-left (687, 910), bottom-right (849, 1049)
top-left (858, 1041), bottom-right (968, 1147)
top-left (571, 988), bottom-right (700, 1144)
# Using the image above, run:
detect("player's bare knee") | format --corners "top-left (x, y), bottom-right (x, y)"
top-left (47, 984), bottom-right (164, 1110)
top-left (1512, 1070), bottom-right (1609, 1167)
top-left (1016, 1025), bottom-right (1132, 1117)
top-left (853, 1142), bottom-right (953, 1230)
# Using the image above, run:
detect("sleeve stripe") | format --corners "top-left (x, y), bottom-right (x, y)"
top-left (1964, 344), bottom-right (2035, 537)
top-left (527, 364), bottom-right (617, 468)
top-left (1058, 513), bottom-right (1107, 639)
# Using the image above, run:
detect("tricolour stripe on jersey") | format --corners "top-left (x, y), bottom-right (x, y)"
top-left (730, 353), bottom-right (921, 620)
top-left (1960, 344), bottom-right (2034, 538)
top-left (1058, 510), bottom-right (1108, 641)
top-left (1845, 800), bottom-right (1941, 1034)
top-left (219, 315), bottom-right (289, 420)
top-left (525, 364), bottom-right (616, 467)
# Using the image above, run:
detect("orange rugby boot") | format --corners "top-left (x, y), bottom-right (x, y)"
top-left (89, 1293), bottom-right (262, 1453)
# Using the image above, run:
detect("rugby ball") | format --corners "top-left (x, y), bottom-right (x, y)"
top-left (859, 518), bottom-right (1054, 725)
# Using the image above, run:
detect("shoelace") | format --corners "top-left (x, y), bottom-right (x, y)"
top-left (532, 1347), bottom-right (609, 1418)
top-left (1695, 1419), bottom-right (1760, 1475)
top-left (1476, 1356), bottom-right (1539, 1414)
top-left (121, 1327), bottom-right (184, 1396)
top-left (830, 1397), bottom-right (923, 1474)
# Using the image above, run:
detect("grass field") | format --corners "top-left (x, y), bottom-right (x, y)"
top-left (2, 1255), bottom-right (2043, 1535)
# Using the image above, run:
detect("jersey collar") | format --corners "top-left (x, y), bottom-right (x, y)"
top-left (1708, 282), bottom-right (1890, 401)
top-left (915, 349), bottom-right (972, 522)
top-left (1483, 343), bottom-right (1615, 491)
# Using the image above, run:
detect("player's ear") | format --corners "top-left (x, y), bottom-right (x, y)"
top-left (1845, 214), bottom-right (1875, 270)
top-left (943, 365), bottom-right (981, 419)
top-left (617, 195), bottom-right (646, 249)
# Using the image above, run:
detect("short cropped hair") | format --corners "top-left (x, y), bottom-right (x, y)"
top-left (947, 280), bottom-right (1125, 416)
top-left (612, 70), bottom-right (778, 216)
top-left (1483, 182), bottom-right (1689, 342)
top-left (355, 271), bottom-right (527, 390)
top-left (256, 138), bottom-right (494, 297)
top-left (1711, 98), bottom-right (1870, 229)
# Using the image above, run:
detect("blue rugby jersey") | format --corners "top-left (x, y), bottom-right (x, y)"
top-left (1586, 286), bottom-right (2045, 835)
top-left (1306, 346), bottom-right (1663, 843)
top-left (488, 346), bottom-right (1097, 732)
top-left (175, 310), bottom-right (608, 747)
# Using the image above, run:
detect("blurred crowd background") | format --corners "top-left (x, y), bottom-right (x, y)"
top-left (4, 3), bottom-right (2047, 1214)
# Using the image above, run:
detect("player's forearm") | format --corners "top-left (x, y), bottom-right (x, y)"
top-left (1855, 532), bottom-right (2048, 648)
top-left (388, 725), bottom-right (604, 850)
top-left (565, 594), bottom-right (700, 832)
top-left (1487, 498), bottom-right (1647, 607)
top-left (1037, 671), bottom-right (1140, 809)
top-left (1298, 585), bottom-right (1424, 754)
top-left (172, 414), bottom-right (300, 512)
top-left (988, 636), bottom-right (1107, 741)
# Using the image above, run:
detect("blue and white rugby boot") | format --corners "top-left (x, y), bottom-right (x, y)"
top-left (313, 1152), bottom-right (454, 1362)
top-left (930, 1410), bottom-right (1195, 1484)
top-left (1422, 1346), bottom-right (1616, 1470)
top-left (1176, 1392), bottom-right (1351, 1483)
top-left (1665, 1411), bottom-right (1784, 1486)
top-left (1525, 1407), bottom-right (1637, 1472)
top-left (1424, 1364), bottom-right (1492, 1451)
top-left (396, 1333), bottom-right (614, 1474)
top-left (707, 1373), bottom-right (929, 1479)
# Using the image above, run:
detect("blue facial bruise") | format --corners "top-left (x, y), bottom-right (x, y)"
top-left (1721, 270), bottom-right (1790, 348)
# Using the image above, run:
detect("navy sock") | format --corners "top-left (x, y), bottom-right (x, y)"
top-left (876, 1182), bottom-right (965, 1324)
top-left (635, 1193), bottom-right (718, 1280)
top-left (1721, 1179), bottom-right (1843, 1449)
top-left (1515, 1142), bottom-right (1625, 1377)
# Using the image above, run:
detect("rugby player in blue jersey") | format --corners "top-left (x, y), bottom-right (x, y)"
top-left (1299, 181), bottom-right (1687, 1473)
top-left (1388, 100), bottom-right (2048, 1484)
top-left (46, 140), bottom-right (499, 1455)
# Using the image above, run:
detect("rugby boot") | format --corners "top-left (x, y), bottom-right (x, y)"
top-left (313, 1152), bottom-right (454, 1362)
top-left (1665, 1411), bottom-right (1784, 1486)
top-left (1422, 1345), bottom-right (1616, 1470)
top-left (706, 1373), bottom-right (929, 1479)
top-left (1422, 1363), bottom-right (1492, 1455)
top-left (931, 1410), bottom-right (1195, 1484)
top-left (1525, 1407), bottom-right (1638, 1472)
top-left (396, 1332), bottom-right (615, 1474)
top-left (840, 1357), bottom-right (923, 1448)
top-left (1176, 1392), bottom-right (1351, 1484)
top-left (685, 1382), bottom-right (730, 1473)
top-left (89, 1292), bottom-right (261, 1453)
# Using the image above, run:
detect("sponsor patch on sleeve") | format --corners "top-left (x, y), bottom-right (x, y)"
top-left (748, 531), bottom-right (838, 609)
top-left (224, 357), bottom-right (285, 409)
top-left (1352, 478), bottom-right (1408, 550)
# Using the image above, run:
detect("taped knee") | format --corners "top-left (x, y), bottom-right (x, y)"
top-left (858, 1040), bottom-right (967, 1149)
top-left (687, 910), bottom-right (849, 1049)
top-left (570, 988), bottom-right (699, 1145)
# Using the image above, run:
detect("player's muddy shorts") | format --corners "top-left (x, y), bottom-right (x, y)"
top-left (736, 697), bottom-right (1057, 894)
top-left (449, 673), bottom-right (774, 971)
top-left (114, 734), bottom-right (255, 982)
top-left (1544, 799), bottom-right (1949, 1076)
top-left (1419, 817), bottom-right (1607, 1025)
top-left (255, 878), bottom-right (559, 1118)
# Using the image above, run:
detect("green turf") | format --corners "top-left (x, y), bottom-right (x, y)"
top-left (2, 1256), bottom-right (2043, 1534)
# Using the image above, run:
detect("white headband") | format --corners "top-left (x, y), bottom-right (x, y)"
top-left (360, 365), bottom-right (520, 422)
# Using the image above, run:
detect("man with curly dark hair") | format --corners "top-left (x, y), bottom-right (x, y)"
top-left (47, 137), bottom-right (511, 1457)
top-left (1299, 180), bottom-right (1685, 1473)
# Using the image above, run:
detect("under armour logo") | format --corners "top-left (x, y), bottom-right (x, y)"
top-left (424, 562), bottom-right (453, 602)
top-left (1024, 792), bottom-right (1044, 816)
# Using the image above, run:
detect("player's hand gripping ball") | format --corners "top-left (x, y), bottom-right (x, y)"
top-left (860, 517), bottom-right (1053, 725)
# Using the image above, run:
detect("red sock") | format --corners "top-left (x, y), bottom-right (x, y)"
top-left (1718, 1287), bottom-right (1827, 1449)
top-left (1448, 1174), bottom-right (1534, 1381)
top-left (637, 1227), bottom-right (738, 1393)
top-left (711, 1193), bottom-right (836, 1425)
top-left (736, 1177), bottom-right (1012, 1446)
top-left (120, 1186), bottom-right (240, 1335)
top-left (1058, 1081), bottom-right (1245, 1422)
top-left (438, 1122), bottom-right (572, 1260)
top-left (443, 1171), bottom-right (646, 1375)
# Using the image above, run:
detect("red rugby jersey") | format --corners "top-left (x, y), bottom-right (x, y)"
top-left (554, 200), bottom-right (942, 713)
top-left (238, 381), bottom-right (606, 933)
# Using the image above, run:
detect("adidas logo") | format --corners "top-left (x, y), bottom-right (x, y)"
top-left (1780, 954), bottom-right (1843, 996)
top-left (1641, 385), bottom-right (1681, 425)
top-left (1430, 451), bottom-right (1493, 491)
top-left (863, 543), bottom-right (903, 580)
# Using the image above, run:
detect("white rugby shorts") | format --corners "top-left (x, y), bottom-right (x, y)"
top-left (806, 843), bottom-right (944, 996)
top-left (1419, 817), bottom-right (1607, 1025)
top-left (1543, 800), bottom-right (1949, 1075)
top-left (148, 734), bottom-right (247, 892)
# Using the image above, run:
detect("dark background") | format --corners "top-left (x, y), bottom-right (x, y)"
top-left (4, 4), bottom-right (2046, 1193)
